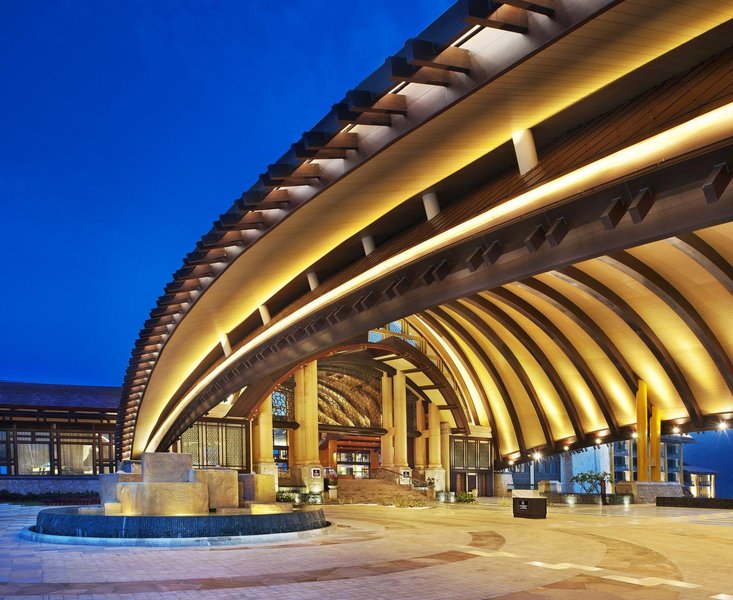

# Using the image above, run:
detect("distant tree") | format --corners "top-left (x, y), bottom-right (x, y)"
top-left (571, 471), bottom-right (611, 504)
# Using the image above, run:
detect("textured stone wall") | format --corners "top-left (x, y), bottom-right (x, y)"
top-left (0, 476), bottom-right (99, 495)
top-left (615, 481), bottom-right (683, 503)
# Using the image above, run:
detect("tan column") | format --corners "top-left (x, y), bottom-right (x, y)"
top-left (380, 373), bottom-right (394, 468)
top-left (428, 403), bottom-right (442, 468)
top-left (393, 370), bottom-right (408, 468)
top-left (650, 404), bottom-right (662, 482)
top-left (254, 395), bottom-right (274, 466)
top-left (251, 421), bottom-right (260, 468)
top-left (292, 366), bottom-right (306, 467)
top-left (304, 361), bottom-right (320, 464)
top-left (440, 422), bottom-right (451, 492)
top-left (414, 400), bottom-right (427, 469)
top-left (636, 380), bottom-right (648, 482)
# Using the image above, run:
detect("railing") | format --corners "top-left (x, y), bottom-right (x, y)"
top-left (371, 466), bottom-right (429, 488)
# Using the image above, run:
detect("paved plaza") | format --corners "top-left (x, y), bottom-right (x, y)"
top-left (1, 501), bottom-right (732, 599)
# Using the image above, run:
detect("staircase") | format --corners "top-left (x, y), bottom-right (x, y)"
top-left (336, 478), bottom-right (428, 504)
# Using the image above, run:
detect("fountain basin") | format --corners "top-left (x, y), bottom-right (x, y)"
top-left (22, 505), bottom-right (329, 546)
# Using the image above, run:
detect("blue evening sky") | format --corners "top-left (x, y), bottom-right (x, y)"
top-left (0, 0), bottom-right (452, 387)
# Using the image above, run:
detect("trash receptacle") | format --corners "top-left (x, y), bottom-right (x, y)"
top-left (512, 490), bottom-right (547, 519)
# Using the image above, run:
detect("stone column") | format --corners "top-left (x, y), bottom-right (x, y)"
top-left (440, 422), bottom-right (451, 492)
top-left (297, 361), bottom-right (323, 493)
top-left (292, 366), bottom-right (306, 470)
top-left (380, 373), bottom-right (394, 468)
top-left (414, 400), bottom-right (427, 472)
top-left (253, 395), bottom-right (279, 488)
top-left (636, 380), bottom-right (648, 481)
top-left (393, 371), bottom-right (409, 476)
top-left (304, 361), bottom-right (320, 465)
top-left (424, 402), bottom-right (446, 491)
top-left (650, 404), bottom-right (662, 482)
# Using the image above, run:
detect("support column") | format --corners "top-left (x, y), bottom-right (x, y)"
top-left (428, 403), bottom-right (442, 468)
top-left (440, 422), bottom-right (451, 492)
top-left (253, 395), bottom-right (279, 487)
top-left (296, 361), bottom-right (323, 493)
top-left (304, 361), bottom-right (320, 465)
top-left (414, 401), bottom-right (427, 471)
top-left (650, 404), bottom-right (662, 482)
top-left (380, 373), bottom-right (394, 468)
top-left (393, 371), bottom-right (409, 471)
top-left (425, 402), bottom-right (446, 491)
top-left (636, 380), bottom-right (649, 482)
top-left (292, 366), bottom-right (306, 469)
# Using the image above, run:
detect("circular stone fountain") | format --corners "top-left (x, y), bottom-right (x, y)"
top-left (21, 453), bottom-right (330, 546)
top-left (22, 505), bottom-right (329, 546)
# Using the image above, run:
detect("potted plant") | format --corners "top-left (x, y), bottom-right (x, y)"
top-left (426, 478), bottom-right (436, 500)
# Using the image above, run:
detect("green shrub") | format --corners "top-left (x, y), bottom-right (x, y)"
top-left (455, 491), bottom-right (477, 503)
top-left (377, 496), bottom-right (426, 508)
top-left (276, 491), bottom-right (298, 503)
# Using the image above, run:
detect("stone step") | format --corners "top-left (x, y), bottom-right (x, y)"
top-left (336, 478), bottom-right (428, 503)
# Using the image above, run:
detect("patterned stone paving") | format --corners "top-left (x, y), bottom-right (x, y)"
top-left (0, 501), bottom-right (732, 599)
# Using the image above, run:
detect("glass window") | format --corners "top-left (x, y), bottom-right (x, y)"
top-left (59, 443), bottom-right (93, 474)
top-left (17, 443), bottom-right (50, 475)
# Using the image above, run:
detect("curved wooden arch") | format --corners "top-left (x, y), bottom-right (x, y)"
top-left (601, 251), bottom-right (733, 398)
top-left (415, 311), bottom-right (506, 456)
top-left (461, 294), bottom-right (587, 442)
top-left (420, 308), bottom-right (525, 457)
top-left (480, 289), bottom-right (619, 437)
top-left (554, 266), bottom-right (704, 427)
top-left (513, 278), bottom-right (637, 394)
top-left (157, 338), bottom-right (468, 451)
top-left (667, 233), bottom-right (733, 295)
top-left (435, 303), bottom-right (554, 450)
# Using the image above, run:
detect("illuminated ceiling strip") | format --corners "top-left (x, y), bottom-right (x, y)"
top-left (145, 101), bottom-right (733, 451)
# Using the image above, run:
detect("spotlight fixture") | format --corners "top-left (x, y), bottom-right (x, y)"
top-left (532, 451), bottom-right (542, 461)
top-left (631, 432), bottom-right (638, 439)
top-left (563, 444), bottom-right (569, 451)
top-left (718, 421), bottom-right (728, 430)
top-left (595, 437), bottom-right (602, 444)
top-left (672, 426), bottom-right (680, 434)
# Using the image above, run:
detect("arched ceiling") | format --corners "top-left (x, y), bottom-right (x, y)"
top-left (406, 223), bottom-right (733, 462)
top-left (117, 0), bottom-right (733, 463)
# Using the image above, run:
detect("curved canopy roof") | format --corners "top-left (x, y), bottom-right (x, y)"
top-left (118, 0), bottom-right (733, 464)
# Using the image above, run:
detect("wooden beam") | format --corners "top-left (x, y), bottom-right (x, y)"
top-left (333, 103), bottom-right (392, 126)
top-left (346, 91), bottom-right (407, 115)
top-left (463, 3), bottom-right (528, 34)
top-left (602, 251), bottom-right (733, 400)
top-left (481, 290), bottom-right (617, 437)
top-left (556, 266), bottom-right (703, 427)
top-left (516, 278), bottom-right (637, 393)
top-left (667, 233), bottom-right (733, 295)
top-left (502, 0), bottom-right (554, 17)
top-left (389, 57), bottom-right (450, 86)
top-left (406, 40), bottom-right (471, 74)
